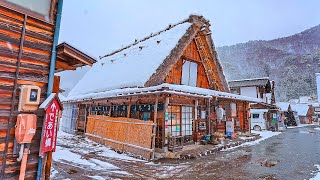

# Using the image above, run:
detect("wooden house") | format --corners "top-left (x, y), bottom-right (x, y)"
top-left (0, 0), bottom-right (96, 178)
top-left (228, 77), bottom-right (279, 130)
top-left (63, 15), bottom-right (263, 159)
top-left (291, 104), bottom-right (314, 124)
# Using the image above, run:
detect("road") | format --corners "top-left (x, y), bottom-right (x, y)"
top-left (52, 125), bottom-right (320, 180)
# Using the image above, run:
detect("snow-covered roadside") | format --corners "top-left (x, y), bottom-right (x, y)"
top-left (287, 124), bottom-right (313, 129)
top-left (223, 130), bottom-right (281, 151)
top-left (57, 131), bottom-right (145, 162)
top-left (51, 131), bottom-right (145, 178)
top-left (314, 127), bottom-right (320, 131)
top-left (310, 164), bottom-right (320, 180)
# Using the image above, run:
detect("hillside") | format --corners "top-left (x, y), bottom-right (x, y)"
top-left (217, 25), bottom-right (320, 101)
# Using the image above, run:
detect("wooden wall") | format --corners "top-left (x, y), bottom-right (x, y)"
top-left (0, 4), bottom-right (57, 179)
top-left (86, 116), bottom-right (154, 160)
top-left (165, 39), bottom-right (209, 89)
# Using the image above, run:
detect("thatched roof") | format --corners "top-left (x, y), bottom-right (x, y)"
top-left (69, 15), bottom-right (229, 98)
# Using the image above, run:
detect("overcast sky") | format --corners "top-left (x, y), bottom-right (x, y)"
top-left (59, 0), bottom-right (320, 59)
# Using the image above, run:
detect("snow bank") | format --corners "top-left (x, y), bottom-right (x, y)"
top-left (315, 127), bottom-right (320, 131)
top-left (287, 124), bottom-right (313, 129)
top-left (247, 130), bottom-right (281, 145)
top-left (223, 130), bottom-right (281, 151)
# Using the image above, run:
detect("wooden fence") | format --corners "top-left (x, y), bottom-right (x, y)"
top-left (85, 115), bottom-right (156, 160)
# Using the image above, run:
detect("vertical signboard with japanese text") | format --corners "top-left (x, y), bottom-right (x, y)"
top-left (40, 98), bottom-right (61, 156)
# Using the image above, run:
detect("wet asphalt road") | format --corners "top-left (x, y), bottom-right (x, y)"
top-left (156, 125), bottom-right (320, 180)
top-left (242, 125), bottom-right (320, 180)
top-left (53, 125), bottom-right (320, 180)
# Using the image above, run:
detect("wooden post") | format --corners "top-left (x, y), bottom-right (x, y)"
top-left (151, 95), bottom-right (158, 160)
top-left (44, 151), bottom-right (52, 180)
top-left (194, 99), bottom-right (198, 143)
top-left (163, 96), bottom-right (170, 148)
top-left (208, 98), bottom-right (211, 135)
top-left (109, 103), bottom-right (112, 117)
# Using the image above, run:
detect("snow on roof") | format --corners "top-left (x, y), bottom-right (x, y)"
top-left (68, 22), bottom-right (192, 97)
top-left (276, 102), bottom-right (290, 112)
top-left (299, 96), bottom-right (311, 104)
top-left (65, 83), bottom-right (263, 103)
top-left (228, 77), bottom-right (270, 88)
top-left (288, 99), bottom-right (299, 103)
top-left (290, 104), bottom-right (310, 116)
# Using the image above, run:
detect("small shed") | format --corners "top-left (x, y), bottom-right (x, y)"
top-left (291, 104), bottom-right (314, 124)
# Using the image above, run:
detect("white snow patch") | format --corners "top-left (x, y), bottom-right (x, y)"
top-left (50, 167), bottom-right (58, 178)
top-left (53, 146), bottom-right (97, 167)
top-left (88, 176), bottom-right (105, 180)
top-left (314, 127), bottom-right (320, 131)
top-left (287, 124), bottom-right (313, 129)
top-left (246, 130), bottom-right (281, 145)
top-left (223, 130), bottom-right (281, 151)
top-left (57, 130), bottom-right (144, 162)
top-left (310, 164), bottom-right (320, 180)
top-left (90, 159), bottom-right (118, 170)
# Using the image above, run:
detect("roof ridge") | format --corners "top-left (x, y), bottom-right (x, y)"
top-left (229, 77), bottom-right (270, 82)
top-left (99, 18), bottom-right (193, 60)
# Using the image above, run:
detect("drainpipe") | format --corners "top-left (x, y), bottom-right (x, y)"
top-left (36, 0), bottom-right (64, 179)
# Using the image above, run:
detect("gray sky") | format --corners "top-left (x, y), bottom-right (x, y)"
top-left (59, 0), bottom-right (320, 59)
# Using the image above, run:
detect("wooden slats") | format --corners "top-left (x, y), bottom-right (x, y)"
top-left (0, 2), bottom-right (56, 178)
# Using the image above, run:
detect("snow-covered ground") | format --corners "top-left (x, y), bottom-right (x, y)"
top-left (310, 164), bottom-right (320, 180)
top-left (52, 131), bottom-right (144, 179)
top-left (287, 124), bottom-right (313, 129)
top-left (224, 130), bottom-right (281, 151)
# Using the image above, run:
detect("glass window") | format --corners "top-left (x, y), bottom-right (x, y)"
top-left (3, 0), bottom-right (52, 17)
top-left (181, 60), bottom-right (198, 87)
top-left (29, 89), bottom-right (38, 102)
top-left (252, 114), bottom-right (259, 118)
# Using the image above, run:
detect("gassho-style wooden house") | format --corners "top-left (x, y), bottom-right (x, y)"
top-left (63, 15), bottom-right (263, 159)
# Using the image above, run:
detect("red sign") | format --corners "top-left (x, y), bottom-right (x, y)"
top-left (40, 98), bottom-right (61, 156)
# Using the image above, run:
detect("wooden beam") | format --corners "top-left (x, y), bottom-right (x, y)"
top-left (208, 98), bottom-right (211, 135)
top-left (55, 60), bottom-right (76, 71)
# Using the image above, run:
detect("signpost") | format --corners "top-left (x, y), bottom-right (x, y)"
top-left (40, 98), bottom-right (61, 156)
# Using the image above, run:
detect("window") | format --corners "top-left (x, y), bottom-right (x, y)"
top-left (29, 89), bottom-right (38, 102)
top-left (0, 0), bottom-right (53, 22)
top-left (181, 60), bottom-right (198, 86)
top-left (252, 114), bottom-right (259, 118)
top-left (181, 106), bottom-right (193, 136)
top-left (167, 106), bottom-right (194, 140)
top-left (167, 106), bottom-right (181, 137)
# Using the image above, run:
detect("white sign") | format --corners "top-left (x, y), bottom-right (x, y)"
top-left (226, 118), bottom-right (234, 137)
top-left (201, 111), bottom-right (206, 119)
top-left (217, 108), bottom-right (224, 120)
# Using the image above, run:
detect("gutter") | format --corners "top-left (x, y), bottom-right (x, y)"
top-left (36, 0), bottom-right (64, 179)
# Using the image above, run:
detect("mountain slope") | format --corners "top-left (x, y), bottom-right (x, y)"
top-left (217, 25), bottom-right (320, 101)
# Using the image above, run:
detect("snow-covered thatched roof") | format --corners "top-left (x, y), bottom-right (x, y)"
top-left (228, 77), bottom-right (270, 88)
top-left (276, 102), bottom-right (290, 112)
top-left (65, 83), bottom-right (263, 103)
top-left (68, 15), bottom-right (229, 99)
